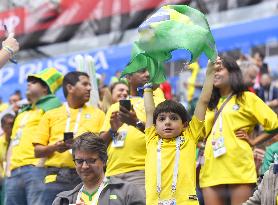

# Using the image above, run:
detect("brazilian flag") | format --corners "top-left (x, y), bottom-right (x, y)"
top-left (121, 5), bottom-right (217, 84)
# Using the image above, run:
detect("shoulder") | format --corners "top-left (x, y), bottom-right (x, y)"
top-left (85, 105), bottom-right (104, 114)
top-left (242, 91), bottom-right (259, 100)
top-left (267, 141), bottom-right (278, 152)
top-left (106, 102), bottom-right (120, 114)
top-left (43, 105), bottom-right (64, 117)
top-left (55, 183), bottom-right (82, 200)
top-left (107, 177), bottom-right (142, 194)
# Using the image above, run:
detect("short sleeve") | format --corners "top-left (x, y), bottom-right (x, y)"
top-left (186, 115), bottom-right (205, 143)
top-left (100, 104), bottom-right (117, 133)
top-left (246, 92), bottom-right (278, 134)
top-left (95, 109), bottom-right (105, 132)
top-left (33, 112), bottom-right (51, 146)
top-left (145, 125), bottom-right (157, 145)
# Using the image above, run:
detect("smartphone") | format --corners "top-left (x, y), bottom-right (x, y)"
top-left (64, 132), bottom-right (74, 141)
top-left (119, 99), bottom-right (131, 111)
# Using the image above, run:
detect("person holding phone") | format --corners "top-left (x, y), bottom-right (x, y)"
top-left (100, 68), bottom-right (165, 200)
top-left (33, 71), bottom-right (105, 205)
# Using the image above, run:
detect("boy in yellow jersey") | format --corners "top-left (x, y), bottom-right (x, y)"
top-left (4, 68), bottom-right (63, 205)
top-left (33, 71), bottom-right (105, 205)
top-left (143, 58), bottom-right (220, 205)
top-left (53, 132), bottom-right (145, 205)
top-left (100, 68), bottom-right (165, 199)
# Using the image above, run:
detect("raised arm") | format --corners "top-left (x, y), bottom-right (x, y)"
top-left (0, 33), bottom-right (19, 68)
top-left (144, 85), bottom-right (155, 129)
top-left (194, 57), bottom-right (220, 120)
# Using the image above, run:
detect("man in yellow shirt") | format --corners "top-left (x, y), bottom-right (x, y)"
top-left (33, 71), bottom-right (105, 205)
top-left (100, 69), bottom-right (165, 199)
top-left (4, 68), bottom-right (63, 205)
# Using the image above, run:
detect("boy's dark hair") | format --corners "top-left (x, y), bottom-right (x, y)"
top-left (27, 77), bottom-right (51, 94)
top-left (208, 56), bottom-right (246, 110)
top-left (62, 71), bottom-right (89, 98)
top-left (153, 100), bottom-right (191, 124)
top-left (1, 113), bottom-right (15, 127)
top-left (72, 132), bottom-right (108, 164)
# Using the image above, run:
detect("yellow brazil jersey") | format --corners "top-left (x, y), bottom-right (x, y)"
top-left (0, 134), bottom-right (8, 176)
top-left (200, 92), bottom-right (278, 188)
top-left (101, 88), bottom-right (165, 176)
top-left (79, 191), bottom-right (98, 205)
top-left (78, 183), bottom-right (108, 205)
top-left (145, 116), bottom-right (203, 205)
top-left (33, 104), bottom-right (105, 168)
top-left (10, 108), bottom-right (44, 171)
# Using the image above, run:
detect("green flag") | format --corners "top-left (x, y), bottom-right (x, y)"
top-left (121, 5), bottom-right (217, 84)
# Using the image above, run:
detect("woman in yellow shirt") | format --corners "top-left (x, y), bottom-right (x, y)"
top-left (200, 56), bottom-right (278, 205)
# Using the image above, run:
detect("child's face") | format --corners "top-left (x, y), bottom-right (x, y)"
top-left (155, 112), bottom-right (185, 139)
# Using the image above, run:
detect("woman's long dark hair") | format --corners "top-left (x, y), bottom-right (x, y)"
top-left (208, 56), bottom-right (246, 110)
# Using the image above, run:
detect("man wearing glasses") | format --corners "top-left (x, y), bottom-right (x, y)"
top-left (52, 132), bottom-right (145, 205)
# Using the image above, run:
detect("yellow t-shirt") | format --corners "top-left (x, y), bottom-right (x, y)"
top-left (101, 88), bottom-right (165, 176)
top-left (79, 191), bottom-right (98, 205)
top-left (200, 92), bottom-right (278, 188)
top-left (10, 108), bottom-right (44, 171)
top-left (145, 116), bottom-right (203, 205)
top-left (0, 134), bottom-right (8, 176)
top-left (33, 104), bottom-right (105, 168)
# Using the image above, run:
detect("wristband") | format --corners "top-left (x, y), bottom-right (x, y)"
top-left (109, 128), bottom-right (117, 143)
top-left (2, 46), bottom-right (17, 64)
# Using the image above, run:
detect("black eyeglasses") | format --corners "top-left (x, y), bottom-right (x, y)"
top-left (73, 158), bottom-right (98, 166)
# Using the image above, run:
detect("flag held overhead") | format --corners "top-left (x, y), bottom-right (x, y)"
top-left (121, 5), bottom-right (217, 84)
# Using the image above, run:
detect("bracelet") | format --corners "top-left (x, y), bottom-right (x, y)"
top-left (109, 128), bottom-right (117, 142)
top-left (2, 46), bottom-right (17, 64)
top-left (142, 83), bottom-right (153, 89)
top-left (143, 89), bottom-right (153, 93)
top-left (2, 46), bottom-right (13, 57)
top-left (137, 83), bottom-right (153, 92)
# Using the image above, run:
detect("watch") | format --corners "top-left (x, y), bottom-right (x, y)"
top-left (135, 120), bottom-right (145, 130)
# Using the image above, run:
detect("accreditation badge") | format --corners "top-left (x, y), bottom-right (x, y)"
top-left (11, 131), bottom-right (22, 146)
top-left (158, 199), bottom-right (177, 205)
top-left (212, 136), bottom-right (226, 158)
top-left (112, 130), bottom-right (127, 148)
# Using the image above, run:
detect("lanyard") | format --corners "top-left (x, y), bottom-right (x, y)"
top-left (157, 137), bottom-right (182, 198)
top-left (64, 103), bottom-right (82, 135)
top-left (76, 177), bottom-right (107, 205)
top-left (212, 112), bottom-right (223, 139)
top-left (212, 94), bottom-right (233, 139)
top-left (12, 112), bottom-right (30, 143)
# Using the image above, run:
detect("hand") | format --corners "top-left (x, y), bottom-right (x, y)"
top-left (110, 111), bottom-right (123, 131)
top-left (235, 129), bottom-right (254, 146)
top-left (253, 148), bottom-right (265, 161)
top-left (2, 33), bottom-right (19, 54)
top-left (207, 56), bottom-right (221, 75)
top-left (253, 148), bottom-right (265, 173)
top-left (54, 140), bottom-right (71, 153)
top-left (119, 105), bottom-right (138, 126)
